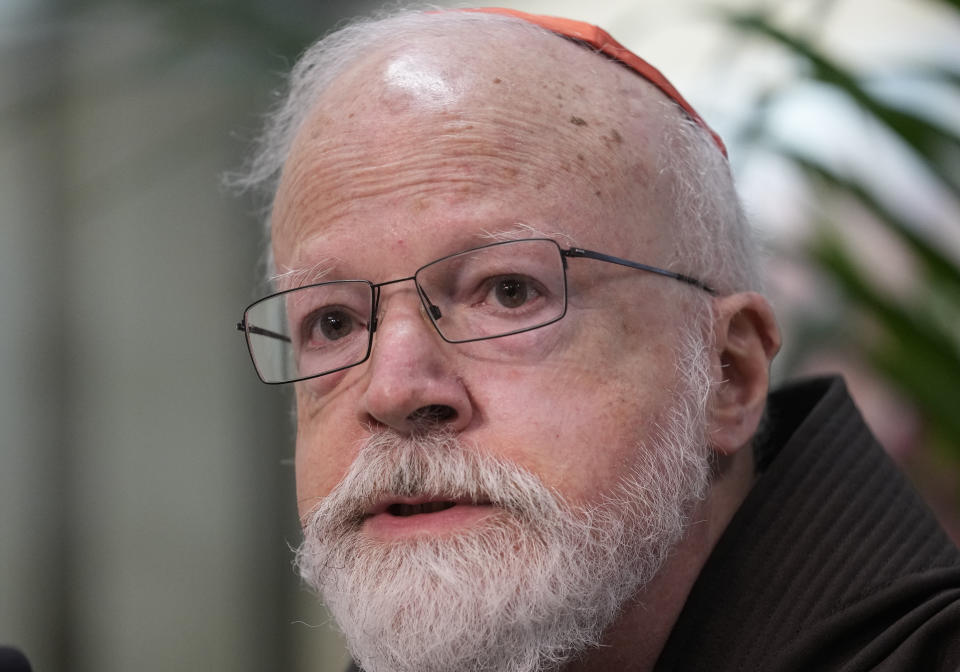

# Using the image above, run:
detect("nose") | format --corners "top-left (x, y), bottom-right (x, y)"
top-left (359, 290), bottom-right (473, 434)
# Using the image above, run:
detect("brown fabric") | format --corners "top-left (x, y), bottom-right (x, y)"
top-left (654, 376), bottom-right (960, 671)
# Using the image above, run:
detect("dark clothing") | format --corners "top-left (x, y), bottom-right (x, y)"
top-left (347, 377), bottom-right (960, 671)
top-left (654, 377), bottom-right (960, 671)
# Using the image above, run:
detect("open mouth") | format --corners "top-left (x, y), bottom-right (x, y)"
top-left (362, 497), bottom-right (495, 536)
top-left (386, 501), bottom-right (458, 517)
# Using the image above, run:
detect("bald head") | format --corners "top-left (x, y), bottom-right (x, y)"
top-left (276, 22), bottom-right (681, 255)
top-left (235, 8), bottom-right (759, 293)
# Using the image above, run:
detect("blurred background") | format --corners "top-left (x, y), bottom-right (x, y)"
top-left (1, 0), bottom-right (957, 670)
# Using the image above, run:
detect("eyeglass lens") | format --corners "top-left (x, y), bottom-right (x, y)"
top-left (242, 239), bottom-right (568, 383)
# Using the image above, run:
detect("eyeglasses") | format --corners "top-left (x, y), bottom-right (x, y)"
top-left (237, 238), bottom-right (716, 384)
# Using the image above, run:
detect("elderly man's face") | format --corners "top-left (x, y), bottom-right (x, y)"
top-left (273, 46), bottom-right (699, 526)
top-left (271, 37), bottom-right (719, 672)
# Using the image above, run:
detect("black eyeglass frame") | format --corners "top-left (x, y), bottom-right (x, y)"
top-left (237, 238), bottom-right (717, 384)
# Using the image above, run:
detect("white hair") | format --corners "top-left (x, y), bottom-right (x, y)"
top-left (655, 105), bottom-right (763, 295)
top-left (228, 8), bottom-right (762, 296)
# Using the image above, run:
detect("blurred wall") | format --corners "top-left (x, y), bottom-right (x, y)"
top-left (0, 2), bottom-right (367, 670)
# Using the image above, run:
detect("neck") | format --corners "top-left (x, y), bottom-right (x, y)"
top-left (564, 447), bottom-right (756, 672)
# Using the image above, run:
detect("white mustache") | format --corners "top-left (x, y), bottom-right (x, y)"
top-left (303, 427), bottom-right (568, 540)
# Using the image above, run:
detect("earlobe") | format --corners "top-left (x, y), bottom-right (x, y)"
top-left (708, 292), bottom-right (781, 455)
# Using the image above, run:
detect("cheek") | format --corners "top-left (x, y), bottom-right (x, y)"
top-left (293, 391), bottom-right (359, 518)
top-left (476, 364), bottom-right (674, 504)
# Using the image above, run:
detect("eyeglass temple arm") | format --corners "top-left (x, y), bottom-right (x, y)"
top-left (563, 247), bottom-right (717, 295)
top-left (236, 321), bottom-right (292, 343)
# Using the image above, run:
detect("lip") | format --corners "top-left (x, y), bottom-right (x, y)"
top-left (365, 495), bottom-right (458, 516)
top-left (362, 496), bottom-right (495, 539)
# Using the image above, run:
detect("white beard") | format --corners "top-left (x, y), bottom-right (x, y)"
top-left (296, 338), bottom-right (712, 672)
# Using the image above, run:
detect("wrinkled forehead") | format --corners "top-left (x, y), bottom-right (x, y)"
top-left (272, 26), bottom-right (678, 265)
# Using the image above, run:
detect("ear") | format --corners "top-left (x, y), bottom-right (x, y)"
top-left (708, 292), bottom-right (781, 456)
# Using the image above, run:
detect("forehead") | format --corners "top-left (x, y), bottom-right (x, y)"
top-left (271, 26), bottom-right (675, 275)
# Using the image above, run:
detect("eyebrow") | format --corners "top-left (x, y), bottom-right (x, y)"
top-left (273, 223), bottom-right (581, 288)
top-left (480, 223), bottom-right (579, 246)
top-left (271, 257), bottom-right (337, 290)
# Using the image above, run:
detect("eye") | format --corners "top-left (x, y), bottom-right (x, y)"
top-left (306, 308), bottom-right (355, 343)
top-left (493, 276), bottom-right (533, 308)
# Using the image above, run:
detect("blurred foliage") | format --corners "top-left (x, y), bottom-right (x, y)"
top-left (724, 1), bottom-right (960, 479)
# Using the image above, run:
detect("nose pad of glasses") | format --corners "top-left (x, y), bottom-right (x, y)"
top-left (417, 285), bottom-right (443, 321)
